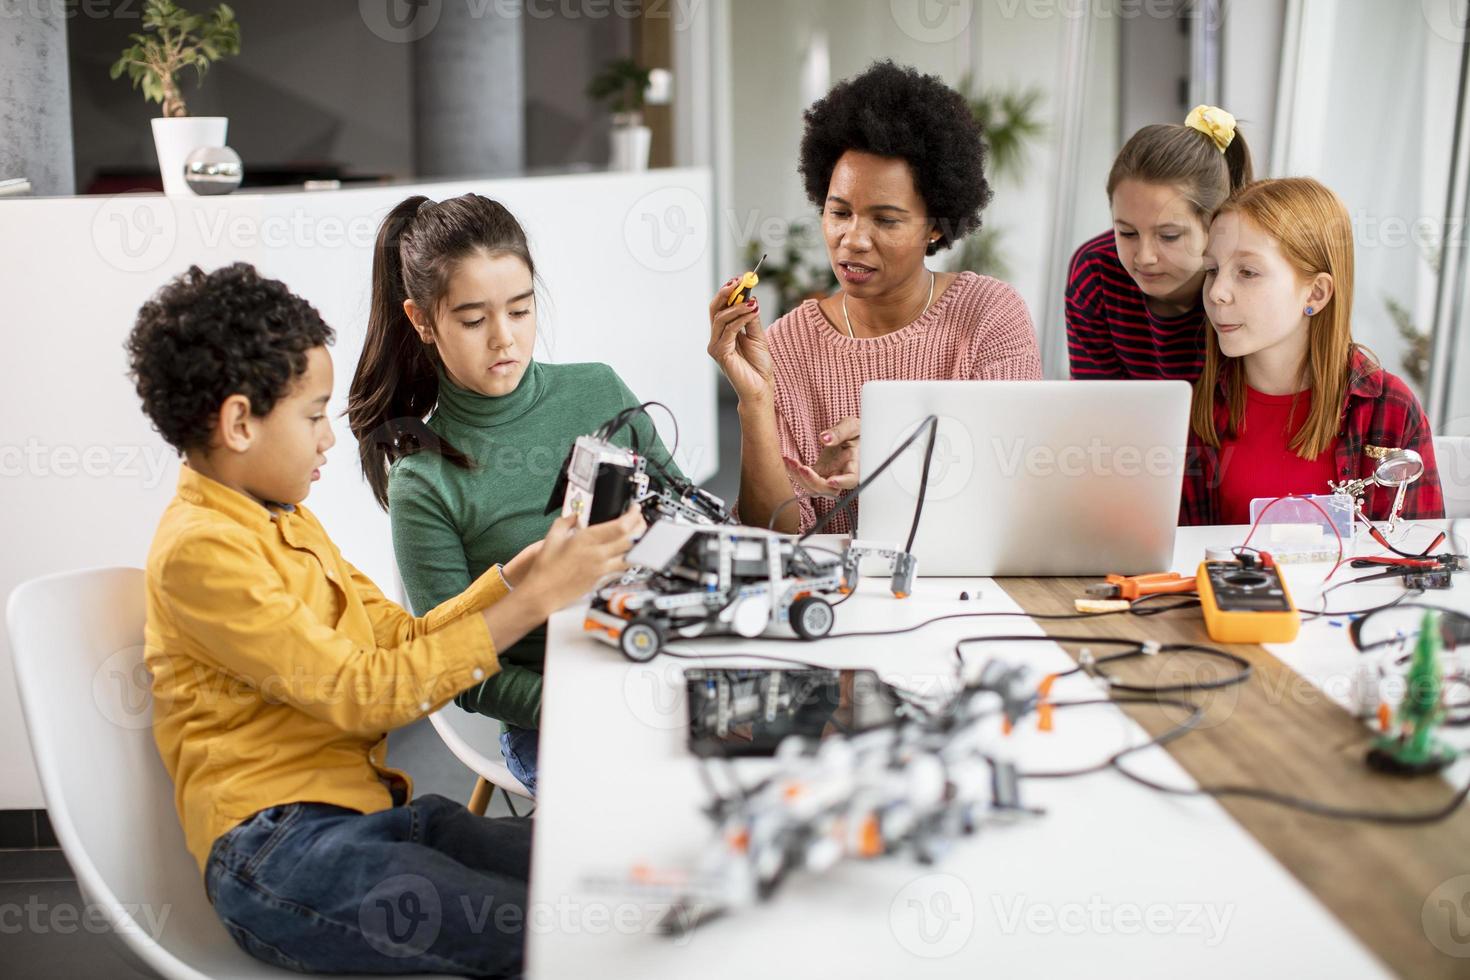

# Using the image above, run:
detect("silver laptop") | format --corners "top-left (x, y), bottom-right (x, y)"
top-left (855, 380), bottom-right (1191, 576)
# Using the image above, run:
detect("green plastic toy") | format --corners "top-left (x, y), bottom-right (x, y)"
top-left (1367, 610), bottom-right (1460, 775)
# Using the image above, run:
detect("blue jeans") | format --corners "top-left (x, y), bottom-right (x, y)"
top-left (499, 726), bottom-right (539, 797)
top-left (205, 795), bottom-right (531, 977)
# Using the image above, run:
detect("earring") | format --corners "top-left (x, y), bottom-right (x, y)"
top-left (1305, 307), bottom-right (1314, 316)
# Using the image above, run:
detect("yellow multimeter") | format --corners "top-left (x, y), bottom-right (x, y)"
top-left (727, 253), bottom-right (766, 306)
top-left (1196, 559), bottom-right (1300, 644)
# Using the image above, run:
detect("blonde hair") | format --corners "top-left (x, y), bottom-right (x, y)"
top-left (1191, 177), bottom-right (1370, 458)
top-left (1107, 118), bottom-right (1253, 219)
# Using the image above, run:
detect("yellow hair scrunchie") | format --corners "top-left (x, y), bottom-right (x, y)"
top-left (1185, 104), bottom-right (1237, 153)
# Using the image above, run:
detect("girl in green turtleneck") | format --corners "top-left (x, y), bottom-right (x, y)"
top-left (348, 193), bottom-right (680, 796)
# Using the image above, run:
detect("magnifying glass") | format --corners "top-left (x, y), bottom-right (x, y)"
top-left (1371, 448), bottom-right (1424, 529)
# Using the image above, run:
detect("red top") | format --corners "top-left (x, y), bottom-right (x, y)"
top-left (1065, 230), bottom-right (1206, 382)
top-left (1214, 386), bottom-right (1340, 524)
top-left (1182, 348), bottom-right (1445, 525)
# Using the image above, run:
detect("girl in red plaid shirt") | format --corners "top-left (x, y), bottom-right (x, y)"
top-left (1181, 177), bottom-right (1444, 526)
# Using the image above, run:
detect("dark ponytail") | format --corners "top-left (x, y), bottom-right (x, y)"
top-left (1107, 112), bottom-right (1254, 220)
top-left (348, 193), bottom-right (536, 509)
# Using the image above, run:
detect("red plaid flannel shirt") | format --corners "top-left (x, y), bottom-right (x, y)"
top-left (1181, 349), bottom-right (1444, 525)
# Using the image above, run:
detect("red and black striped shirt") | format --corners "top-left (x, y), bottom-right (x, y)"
top-left (1066, 230), bottom-right (1206, 382)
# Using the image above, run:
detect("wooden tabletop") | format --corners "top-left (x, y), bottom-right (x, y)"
top-left (997, 576), bottom-right (1470, 980)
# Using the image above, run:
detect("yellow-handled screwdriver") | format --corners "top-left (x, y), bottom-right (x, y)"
top-left (726, 253), bottom-right (767, 306)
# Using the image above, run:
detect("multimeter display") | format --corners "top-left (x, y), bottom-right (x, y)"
top-left (1200, 563), bottom-right (1293, 611)
top-left (1197, 560), bottom-right (1300, 643)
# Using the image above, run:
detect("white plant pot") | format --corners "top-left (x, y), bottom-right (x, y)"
top-left (609, 123), bottom-right (652, 172)
top-left (151, 116), bottom-right (228, 196)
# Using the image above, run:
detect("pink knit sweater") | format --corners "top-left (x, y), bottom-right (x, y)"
top-left (766, 271), bottom-right (1041, 534)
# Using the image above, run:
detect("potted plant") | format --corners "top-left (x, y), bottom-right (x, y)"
top-left (953, 79), bottom-right (1047, 280)
top-left (587, 58), bottom-right (653, 172)
top-left (110, 0), bottom-right (241, 195)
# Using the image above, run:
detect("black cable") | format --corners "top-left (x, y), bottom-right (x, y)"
top-left (1301, 584), bottom-right (1419, 621)
top-left (825, 595), bottom-right (1199, 641)
top-left (1016, 695), bottom-right (1206, 779)
top-left (951, 634), bottom-right (1252, 695)
top-left (787, 415), bottom-right (939, 547)
top-left (1110, 754), bottom-right (1470, 826)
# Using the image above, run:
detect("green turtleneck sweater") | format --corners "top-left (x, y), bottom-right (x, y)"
top-left (388, 360), bottom-right (681, 731)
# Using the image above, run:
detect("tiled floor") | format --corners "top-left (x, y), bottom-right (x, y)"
top-left (1, 394), bottom-right (740, 978)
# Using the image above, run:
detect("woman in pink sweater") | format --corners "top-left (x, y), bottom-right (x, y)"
top-left (708, 61), bottom-right (1042, 534)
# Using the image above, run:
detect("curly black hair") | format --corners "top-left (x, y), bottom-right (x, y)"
top-left (799, 60), bottom-right (991, 256)
top-left (126, 263), bottom-right (335, 454)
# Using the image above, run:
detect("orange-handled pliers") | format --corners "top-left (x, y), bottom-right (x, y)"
top-left (1085, 571), bottom-right (1197, 601)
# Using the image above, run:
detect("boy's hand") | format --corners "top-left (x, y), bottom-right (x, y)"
top-left (521, 508), bottom-right (645, 615)
top-left (502, 539), bottom-right (543, 588)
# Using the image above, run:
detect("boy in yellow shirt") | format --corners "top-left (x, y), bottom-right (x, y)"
top-left (127, 263), bottom-right (642, 976)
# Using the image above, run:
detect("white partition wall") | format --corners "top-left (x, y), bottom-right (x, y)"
top-left (0, 168), bottom-right (717, 807)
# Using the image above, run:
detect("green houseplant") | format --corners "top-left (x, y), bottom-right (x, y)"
top-left (953, 79), bottom-right (1047, 281)
top-left (110, 0), bottom-right (241, 195)
top-left (588, 58), bottom-right (653, 171)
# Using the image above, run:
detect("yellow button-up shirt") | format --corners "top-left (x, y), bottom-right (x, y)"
top-left (145, 466), bottom-right (509, 872)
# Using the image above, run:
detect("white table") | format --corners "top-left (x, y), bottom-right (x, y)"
top-left (521, 522), bottom-right (1469, 978)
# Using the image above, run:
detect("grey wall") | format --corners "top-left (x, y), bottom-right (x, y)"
top-left (1117, 0), bottom-right (1191, 144)
top-left (1, 3), bottom-right (76, 196)
top-left (523, 9), bottom-right (633, 170)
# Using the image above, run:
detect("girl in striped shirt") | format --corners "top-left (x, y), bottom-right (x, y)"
top-left (1067, 106), bottom-right (1254, 382)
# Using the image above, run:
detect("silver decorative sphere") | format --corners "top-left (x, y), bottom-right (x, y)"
top-left (183, 145), bottom-right (243, 195)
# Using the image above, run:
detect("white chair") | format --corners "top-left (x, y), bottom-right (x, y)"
top-left (428, 708), bottom-right (532, 815)
top-left (1436, 436), bottom-right (1470, 520)
top-left (6, 567), bottom-right (443, 980)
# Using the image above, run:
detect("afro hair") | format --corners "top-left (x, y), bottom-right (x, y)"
top-left (799, 60), bottom-right (992, 256)
top-left (126, 262), bottom-right (334, 454)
